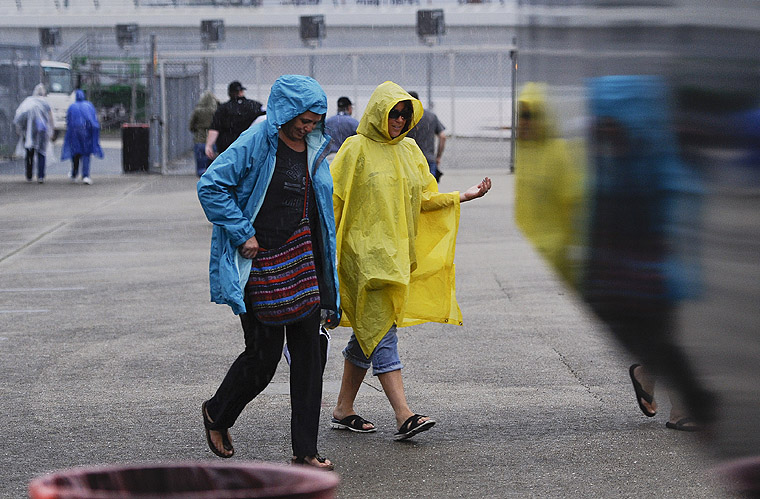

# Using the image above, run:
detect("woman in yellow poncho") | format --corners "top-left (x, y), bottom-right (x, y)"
top-left (329, 81), bottom-right (491, 440)
top-left (514, 82), bottom-right (584, 287)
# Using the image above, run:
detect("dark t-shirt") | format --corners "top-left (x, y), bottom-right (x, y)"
top-left (406, 111), bottom-right (445, 164)
top-left (253, 138), bottom-right (325, 301)
top-left (209, 97), bottom-right (264, 153)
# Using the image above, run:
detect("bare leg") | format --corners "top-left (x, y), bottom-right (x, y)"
top-left (377, 369), bottom-right (431, 429)
top-left (332, 359), bottom-right (374, 430)
top-left (667, 391), bottom-right (700, 430)
top-left (632, 364), bottom-right (658, 415)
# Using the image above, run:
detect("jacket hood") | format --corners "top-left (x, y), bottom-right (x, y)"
top-left (265, 75), bottom-right (327, 135)
top-left (588, 75), bottom-right (670, 147)
top-left (75, 89), bottom-right (86, 101)
top-left (517, 82), bottom-right (558, 141)
top-left (196, 90), bottom-right (218, 110)
top-left (357, 81), bottom-right (424, 144)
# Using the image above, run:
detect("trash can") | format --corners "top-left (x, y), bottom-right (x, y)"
top-left (28, 461), bottom-right (340, 499)
top-left (121, 123), bottom-right (150, 173)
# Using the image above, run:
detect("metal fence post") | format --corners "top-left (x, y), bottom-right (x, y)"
top-left (149, 33), bottom-right (161, 173)
top-left (159, 59), bottom-right (168, 174)
top-left (510, 43), bottom-right (517, 173)
top-left (352, 54), bottom-right (359, 110)
top-left (448, 51), bottom-right (455, 166)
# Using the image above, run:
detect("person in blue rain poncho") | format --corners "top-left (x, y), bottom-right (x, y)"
top-left (583, 75), bottom-right (714, 431)
top-left (62, 89), bottom-right (103, 185)
top-left (197, 75), bottom-right (340, 469)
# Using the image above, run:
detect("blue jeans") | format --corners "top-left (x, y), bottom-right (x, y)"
top-left (194, 143), bottom-right (210, 177)
top-left (428, 160), bottom-right (442, 183)
top-left (71, 154), bottom-right (91, 178)
top-left (343, 325), bottom-right (403, 376)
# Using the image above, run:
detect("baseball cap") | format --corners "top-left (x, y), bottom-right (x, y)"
top-left (337, 96), bottom-right (352, 109)
top-left (228, 81), bottom-right (246, 95)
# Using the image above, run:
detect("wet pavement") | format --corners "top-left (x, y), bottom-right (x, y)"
top-left (0, 143), bottom-right (734, 497)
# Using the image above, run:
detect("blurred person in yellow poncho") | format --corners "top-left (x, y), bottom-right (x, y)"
top-left (514, 82), bottom-right (585, 288)
top-left (329, 81), bottom-right (491, 440)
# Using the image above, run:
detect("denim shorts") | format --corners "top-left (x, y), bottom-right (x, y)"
top-left (342, 325), bottom-right (403, 376)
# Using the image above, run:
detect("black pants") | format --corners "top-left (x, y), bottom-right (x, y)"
top-left (205, 303), bottom-right (323, 457)
top-left (592, 302), bottom-right (714, 424)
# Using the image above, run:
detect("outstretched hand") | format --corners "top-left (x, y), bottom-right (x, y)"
top-left (460, 176), bottom-right (492, 202)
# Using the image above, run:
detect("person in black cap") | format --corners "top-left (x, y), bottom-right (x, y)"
top-left (205, 81), bottom-right (265, 160)
top-left (324, 96), bottom-right (359, 158)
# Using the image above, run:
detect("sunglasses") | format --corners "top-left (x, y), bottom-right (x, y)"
top-left (389, 107), bottom-right (412, 121)
top-left (519, 111), bottom-right (534, 120)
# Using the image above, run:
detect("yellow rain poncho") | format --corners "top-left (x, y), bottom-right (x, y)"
top-left (330, 81), bottom-right (463, 357)
top-left (514, 83), bottom-right (585, 287)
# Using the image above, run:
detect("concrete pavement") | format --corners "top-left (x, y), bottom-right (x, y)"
top-left (0, 157), bottom-right (733, 497)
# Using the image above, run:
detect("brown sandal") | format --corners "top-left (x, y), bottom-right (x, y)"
top-left (202, 401), bottom-right (234, 458)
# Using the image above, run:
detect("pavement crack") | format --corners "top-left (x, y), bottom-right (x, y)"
top-left (0, 222), bottom-right (67, 264)
top-left (552, 347), bottom-right (604, 404)
top-left (493, 275), bottom-right (512, 300)
top-left (0, 179), bottom-right (154, 265)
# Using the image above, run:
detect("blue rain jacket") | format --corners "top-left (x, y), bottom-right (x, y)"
top-left (197, 75), bottom-right (340, 317)
top-left (61, 90), bottom-right (103, 160)
top-left (584, 75), bottom-right (703, 304)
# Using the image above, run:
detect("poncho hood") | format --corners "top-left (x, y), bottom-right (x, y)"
top-left (517, 82), bottom-right (559, 141)
top-left (265, 75), bottom-right (328, 140)
top-left (195, 90), bottom-right (218, 111)
top-left (356, 81), bottom-right (424, 144)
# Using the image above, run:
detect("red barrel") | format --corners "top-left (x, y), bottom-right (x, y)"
top-left (29, 461), bottom-right (339, 499)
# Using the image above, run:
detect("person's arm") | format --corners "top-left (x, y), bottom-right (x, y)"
top-left (197, 138), bottom-right (257, 251)
top-left (205, 129), bottom-right (219, 159)
top-left (435, 132), bottom-right (446, 167)
top-left (459, 177), bottom-right (492, 203)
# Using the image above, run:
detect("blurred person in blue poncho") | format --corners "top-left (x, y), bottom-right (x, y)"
top-left (62, 90), bottom-right (103, 185)
top-left (583, 75), bottom-right (714, 431)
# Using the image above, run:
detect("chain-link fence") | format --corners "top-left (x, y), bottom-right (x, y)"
top-left (0, 45), bottom-right (41, 156)
top-left (157, 44), bottom-right (516, 171)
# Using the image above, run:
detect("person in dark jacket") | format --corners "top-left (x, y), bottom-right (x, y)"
top-left (61, 89), bottom-right (103, 185)
top-left (205, 81), bottom-right (264, 160)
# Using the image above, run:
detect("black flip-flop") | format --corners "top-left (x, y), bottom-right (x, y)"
top-left (202, 401), bottom-right (234, 458)
top-left (629, 364), bottom-right (657, 417)
top-left (666, 417), bottom-right (701, 432)
top-left (291, 454), bottom-right (335, 471)
top-left (330, 414), bottom-right (377, 433)
top-left (394, 414), bottom-right (435, 441)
